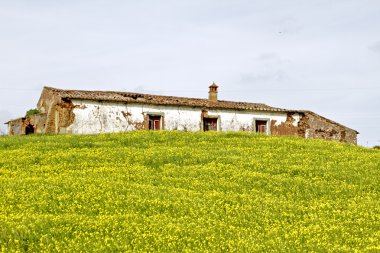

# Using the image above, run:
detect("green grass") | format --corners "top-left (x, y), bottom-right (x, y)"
top-left (0, 131), bottom-right (379, 252)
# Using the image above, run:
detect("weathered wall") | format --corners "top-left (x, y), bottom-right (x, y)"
top-left (270, 112), bottom-right (357, 144)
top-left (305, 112), bottom-right (357, 144)
top-left (28, 113), bottom-right (47, 134)
top-left (36, 88), bottom-right (65, 134)
top-left (6, 113), bottom-right (47, 136)
top-left (206, 109), bottom-right (289, 132)
top-left (7, 119), bottom-right (23, 135)
top-left (304, 112), bottom-right (357, 144)
top-left (63, 99), bottom-right (290, 134)
top-left (53, 99), bottom-right (77, 134)
top-left (344, 129), bottom-right (358, 144)
top-left (270, 112), bottom-right (305, 137)
top-left (66, 100), bottom-right (202, 134)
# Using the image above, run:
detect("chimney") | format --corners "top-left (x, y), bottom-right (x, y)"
top-left (208, 82), bottom-right (218, 102)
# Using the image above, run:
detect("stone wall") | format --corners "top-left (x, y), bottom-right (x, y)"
top-left (6, 113), bottom-right (47, 136)
top-left (304, 112), bottom-right (357, 144)
top-left (270, 112), bottom-right (305, 137)
top-left (28, 113), bottom-right (47, 134)
top-left (270, 111), bottom-right (357, 144)
top-left (7, 118), bottom-right (23, 135)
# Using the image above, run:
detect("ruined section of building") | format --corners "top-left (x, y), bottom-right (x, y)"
top-left (5, 84), bottom-right (358, 144)
top-left (6, 113), bottom-right (47, 136)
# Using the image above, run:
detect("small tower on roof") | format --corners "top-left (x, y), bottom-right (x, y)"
top-left (208, 82), bottom-right (218, 102)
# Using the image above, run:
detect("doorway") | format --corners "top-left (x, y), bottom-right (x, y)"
top-left (25, 124), bottom-right (35, 135)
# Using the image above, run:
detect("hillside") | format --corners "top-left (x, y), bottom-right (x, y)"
top-left (0, 131), bottom-right (379, 252)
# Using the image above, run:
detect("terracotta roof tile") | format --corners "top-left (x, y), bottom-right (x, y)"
top-left (44, 86), bottom-right (289, 112)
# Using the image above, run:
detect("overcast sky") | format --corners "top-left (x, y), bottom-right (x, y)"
top-left (0, 0), bottom-right (379, 146)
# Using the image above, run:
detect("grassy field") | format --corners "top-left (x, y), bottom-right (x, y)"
top-left (0, 131), bottom-right (379, 252)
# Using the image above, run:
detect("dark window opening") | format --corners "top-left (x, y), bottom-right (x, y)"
top-left (25, 124), bottom-right (35, 135)
top-left (255, 120), bottom-right (267, 133)
top-left (148, 115), bottom-right (161, 130)
top-left (203, 118), bottom-right (218, 131)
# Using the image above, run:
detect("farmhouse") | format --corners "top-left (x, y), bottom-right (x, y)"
top-left (5, 84), bottom-right (358, 144)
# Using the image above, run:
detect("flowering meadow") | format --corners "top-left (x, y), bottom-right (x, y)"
top-left (0, 131), bottom-right (379, 252)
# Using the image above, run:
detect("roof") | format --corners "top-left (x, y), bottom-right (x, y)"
top-left (5, 113), bottom-right (46, 124)
top-left (43, 86), bottom-right (290, 112)
top-left (4, 117), bottom-right (24, 124)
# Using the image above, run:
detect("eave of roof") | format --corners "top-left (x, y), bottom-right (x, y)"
top-left (4, 117), bottom-right (25, 124)
top-left (303, 111), bottom-right (359, 134)
top-left (43, 86), bottom-right (291, 112)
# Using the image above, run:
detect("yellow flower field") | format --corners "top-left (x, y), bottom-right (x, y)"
top-left (0, 131), bottom-right (379, 252)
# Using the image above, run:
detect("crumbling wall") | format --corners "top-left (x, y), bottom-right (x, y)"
top-left (344, 129), bottom-right (357, 144)
top-left (270, 112), bottom-right (357, 144)
top-left (270, 112), bottom-right (306, 137)
top-left (27, 113), bottom-right (47, 134)
top-left (304, 112), bottom-right (357, 144)
top-left (34, 88), bottom-right (78, 134)
top-left (7, 118), bottom-right (23, 135)
top-left (6, 113), bottom-right (47, 136)
top-left (36, 88), bottom-right (63, 133)
top-left (54, 99), bottom-right (77, 134)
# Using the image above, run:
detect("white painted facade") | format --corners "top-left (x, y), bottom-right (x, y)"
top-left (64, 99), bottom-right (296, 135)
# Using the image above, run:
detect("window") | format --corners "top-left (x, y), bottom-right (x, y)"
top-left (255, 120), bottom-right (268, 134)
top-left (148, 115), bottom-right (161, 130)
top-left (203, 118), bottom-right (218, 131)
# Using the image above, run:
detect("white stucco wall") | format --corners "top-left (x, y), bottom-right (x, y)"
top-left (66, 100), bottom-right (202, 134)
top-left (64, 99), bottom-right (290, 134)
top-left (206, 109), bottom-right (288, 133)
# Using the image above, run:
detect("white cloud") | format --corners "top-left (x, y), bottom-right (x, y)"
top-left (369, 41), bottom-right (380, 53)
